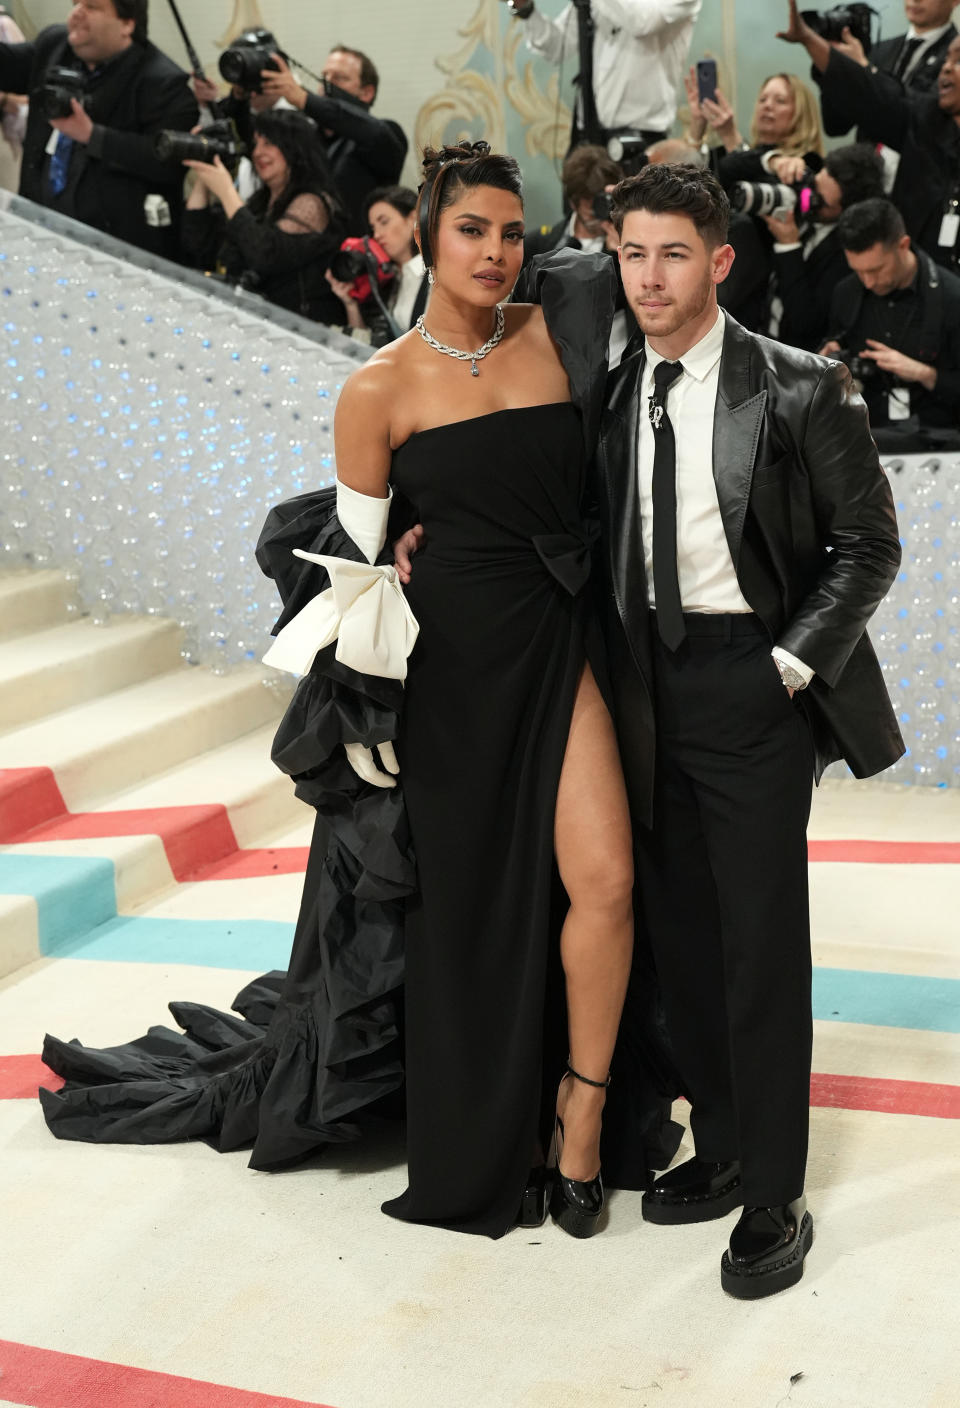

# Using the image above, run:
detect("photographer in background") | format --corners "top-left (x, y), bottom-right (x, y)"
top-left (258, 45), bottom-right (406, 235)
top-left (523, 143), bottom-right (623, 262)
top-left (816, 1), bottom-right (957, 140)
top-left (764, 142), bottom-right (885, 349)
top-left (779, 0), bottom-right (960, 269)
top-left (192, 30), bottom-right (298, 201)
top-left (822, 198), bottom-right (960, 446)
top-left (0, 0), bottom-right (197, 257)
top-left (504, 0), bottom-right (701, 157)
top-left (180, 108), bottom-right (346, 326)
top-left (325, 185), bottom-right (428, 345)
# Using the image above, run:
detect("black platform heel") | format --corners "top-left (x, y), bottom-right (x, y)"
top-left (549, 1061), bottom-right (610, 1239)
top-left (516, 1164), bottom-right (550, 1228)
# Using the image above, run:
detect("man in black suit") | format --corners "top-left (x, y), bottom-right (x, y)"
top-left (261, 46), bottom-right (407, 236)
top-left (594, 163), bottom-right (903, 1297)
top-left (819, 0), bottom-right (957, 138)
top-left (780, 0), bottom-right (960, 271)
top-left (0, 0), bottom-right (198, 258)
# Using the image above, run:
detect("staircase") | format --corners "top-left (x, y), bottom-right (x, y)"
top-left (0, 569), bottom-right (312, 981)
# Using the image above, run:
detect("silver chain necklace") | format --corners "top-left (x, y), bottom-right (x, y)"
top-left (414, 305), bottom-right (505, 376)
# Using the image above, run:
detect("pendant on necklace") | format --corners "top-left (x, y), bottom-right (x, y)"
top-left (471, 359), bottom-right (479, 376)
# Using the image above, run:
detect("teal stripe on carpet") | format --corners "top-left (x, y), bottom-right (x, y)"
top-left (53, 915), bottom-right (295, 970)
top-left (0, 854), bottom-right (116, 951)
top-left (813, 968), bottom-right (960, 1033)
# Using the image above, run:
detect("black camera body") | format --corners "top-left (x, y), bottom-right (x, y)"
top-left (35, 65), bottom-right (86, 120)
top-left (833, 347), bottom-right (885, 391)
top-left (592, 191), bottom-right (613, 223)
top-left (155, 120), bottom-right (247, 167)
top-left (218, 29), bottom-right (283, 93)
top-left (801, 5), bottom-right (877, 50)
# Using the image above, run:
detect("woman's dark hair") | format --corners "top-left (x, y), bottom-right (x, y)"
top-left (416, 141), bottom-right (523, 268)
top-left (610, 163), bottom-right (729, 247)
top-left (837, 198), bottom-right (907, 253)
top-left (248, 109), bottom-right (343, 225)
top-left (364, 185), bottom-right (418, 256)
top-left (113, 0), bottom-right (148, 44)
top-left (823, 143), bottom-right (885, 210)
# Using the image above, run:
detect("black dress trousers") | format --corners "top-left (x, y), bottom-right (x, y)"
top-left (634, 613), bottom-right (815, 1208)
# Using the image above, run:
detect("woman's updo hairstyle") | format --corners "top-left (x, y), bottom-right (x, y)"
top-left (416, 140), bottom-right (523, 269)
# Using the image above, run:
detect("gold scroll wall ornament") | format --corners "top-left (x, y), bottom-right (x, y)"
top-left (218, 0), bottom-right (268, 50)
top-left (415, 0), bottom-right (570, 161)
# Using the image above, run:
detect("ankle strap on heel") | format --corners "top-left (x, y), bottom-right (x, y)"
top-left (566, 1060), bottom-right (611, 1089)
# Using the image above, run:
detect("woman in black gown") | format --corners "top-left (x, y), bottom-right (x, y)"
top-left (40, 144), bottom-right (679, 1237)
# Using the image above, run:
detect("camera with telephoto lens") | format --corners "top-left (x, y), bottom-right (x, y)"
top-left (800, 4), bottom-right (877, 49)
top-left (730, 176), bottom-right (823, 221)
top-left (154, 120), bottom-right (247, 168)
top-left (34, 65), bottom-right (86, 120)
top-left (218, 29), bottom-right (283, 93)
top-left (329, 236), bottom-right (397, 303)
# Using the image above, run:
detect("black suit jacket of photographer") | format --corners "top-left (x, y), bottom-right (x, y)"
top-left (814, 49), bottom-right (960, 270)
top-left (593, 311), bottom-right (904, 827)
top-left (828, 245), bottom-right (960, 428)
top-left (818, 25), bottom-right (957, 140)
top-left (0, 25), bottom-right (198, 257)
top-left (770, 223), bottom-right (848, 351)
top-left (302, 88), bottom-right (406, 236)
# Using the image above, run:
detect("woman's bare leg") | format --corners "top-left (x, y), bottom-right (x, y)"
top-left (553, 662), bottom-right (634, 1182)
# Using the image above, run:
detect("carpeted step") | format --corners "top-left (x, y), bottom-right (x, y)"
top-left (0, 615), bottom-right (184, 731)
top-left (0, 568), bottom-right (75, 640)
top-left (0, 664), bottom-right (281, 811)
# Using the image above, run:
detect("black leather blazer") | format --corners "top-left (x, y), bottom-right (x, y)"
top-left (593, 313), bottom-right (905, 826)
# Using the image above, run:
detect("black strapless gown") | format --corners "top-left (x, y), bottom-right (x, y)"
top-left (382, 402), bottom-right (597, 1235)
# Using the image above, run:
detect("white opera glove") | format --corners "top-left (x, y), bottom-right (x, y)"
top-left (344, 739), bottom-right (400, 789)
top-left (337, 479), bottom-right (391, 565)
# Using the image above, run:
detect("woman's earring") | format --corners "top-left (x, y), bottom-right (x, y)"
top-left (427, 268), bottom-right (435, 285)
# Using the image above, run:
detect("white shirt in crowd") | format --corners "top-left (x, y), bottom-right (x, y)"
top-left (523, 0), bottom-right (701, 134)
top-left (392, 251), bottom-right (426, 331)
top-left (637, 307), bottom-right (813, 680)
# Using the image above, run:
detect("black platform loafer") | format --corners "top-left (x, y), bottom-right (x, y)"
top-left (642, 1157), bottom-right (742, 1225)
top-left (721, 1197), bottom-right (813, 1299)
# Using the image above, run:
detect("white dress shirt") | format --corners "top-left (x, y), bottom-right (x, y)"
top-left (392, 252), bottom-right (426, 331)
top-left (638, 308), bottom-right (814, 681)
top-left (523, 0), bottom-right (701, 134)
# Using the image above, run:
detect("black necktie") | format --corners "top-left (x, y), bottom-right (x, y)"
top-left (894, 36), bottom-right (924, 82)
top-left (650, 359), bottom-right (686, 651)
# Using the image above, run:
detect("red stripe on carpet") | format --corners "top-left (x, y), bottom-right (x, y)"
top-left (186, 848), bottom-right (310, 882)
top-left (809, 840), bottom-right (960, 864)
top-left (0, 1056), bottom-right (63, 1100)
top-left (0, 1340), bottom-right (335, 1408)
top-left (19, 804), bottom-right (240, 882)
top-left (810, 1071), bottom-right (960, 1118)
top-left (0, 768), bottom-right (68, 839)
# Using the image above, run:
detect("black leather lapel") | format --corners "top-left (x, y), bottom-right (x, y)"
top-left (713, 316), bottom-right (766, 568)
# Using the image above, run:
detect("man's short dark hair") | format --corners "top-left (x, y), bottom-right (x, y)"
top-left (113, 0), bottom-right (148, 45)
top-left (837, 198), bottom-right (907, 253)
top-left (823, 143), bottom-right (885, 210)
top-left (610, 163), bottom-right (729, 247)
top-left (561, 144), bottom-right (623, 206)
top-left (330, 44), bottom-right (379, 96)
